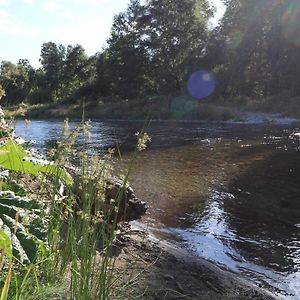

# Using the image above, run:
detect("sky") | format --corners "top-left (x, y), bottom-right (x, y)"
top-left (0, 0), bottom-right (225, 67)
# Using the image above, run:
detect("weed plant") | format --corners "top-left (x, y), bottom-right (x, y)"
top-left (0, 115), bottom-right (150, 299)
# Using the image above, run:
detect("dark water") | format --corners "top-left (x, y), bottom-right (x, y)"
top-left (15, 119), bottom-right (300, 298)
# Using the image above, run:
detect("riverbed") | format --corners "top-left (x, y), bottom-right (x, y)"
top-left (15, 119), bottom-right (300, 299)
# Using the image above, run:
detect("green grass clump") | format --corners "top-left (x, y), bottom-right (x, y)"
top-left (0, 116), bottom-right (141, 299)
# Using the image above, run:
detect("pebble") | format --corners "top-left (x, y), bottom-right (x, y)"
top-left (163, 274), bottom-right (175, 281)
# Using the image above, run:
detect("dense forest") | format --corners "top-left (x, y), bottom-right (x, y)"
top-left (1, 0), bottom-right (300, 117)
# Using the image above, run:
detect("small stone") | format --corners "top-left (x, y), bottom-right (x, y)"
top-left (163, 274), bottom-right (175, 281)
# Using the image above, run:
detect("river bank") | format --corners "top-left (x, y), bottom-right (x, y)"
top-left (4, 94), bottom-right (300, 122)
top-left (5, 100), bottom-right (237, 121)
top-left (115, 224), bottom-right (277, 299)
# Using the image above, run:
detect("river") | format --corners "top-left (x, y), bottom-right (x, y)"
top-left (15, 118), bottom-right (300, 299)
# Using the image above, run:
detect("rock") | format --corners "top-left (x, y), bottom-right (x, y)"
top-left (163, 274), bottom-right (175, 281)
top-left (64, 157), bottom-right (148, 222)
top-left (105, 177), bottom-right (148, 221)
top-left (70, 172), bottom-right (148, 222)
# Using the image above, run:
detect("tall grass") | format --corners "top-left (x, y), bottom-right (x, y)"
top-left (39, 120), bottom-right (130, 299)
top-left (0, 117), bottom-right (149, 299)
top-left (0, 229), bottom-right (12, 300)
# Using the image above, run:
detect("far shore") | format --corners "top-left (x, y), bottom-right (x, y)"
top-left (4, 96), bottom-right (300, 125)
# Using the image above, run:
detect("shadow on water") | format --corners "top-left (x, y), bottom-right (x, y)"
top-left (223, 147), bottom-right (300, 297)
top-left (126, 140), bottom-right (300, 298)
top-left (227, 149), bottom-right (300, 266)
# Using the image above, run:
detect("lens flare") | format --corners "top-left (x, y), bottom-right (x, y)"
top-left (228, 29), bottom-right (244, 50)
top-left (187, 70), bottom-right (215, 100)
top-left (282, 0), bottom-right (300, 46)
top-left (170, 96), bottom-right (197, 119)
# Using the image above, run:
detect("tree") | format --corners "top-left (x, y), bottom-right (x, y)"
top-left (0, 60), bottom-right (34, 104)
top-left (101, 0), bottom-right (151, 99)
top-left (142, 0), bottom-right (213, 95)
top-left (63, 44), bottom-right (95, 98)
top-left (214, 0), bottom-right (300, 99)
top-left (39, 42), bottom-right (66, 101)
top-left (98, 0), bottom-right (213, 99)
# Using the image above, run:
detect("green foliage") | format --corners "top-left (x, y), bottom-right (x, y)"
top-left (1, 0), bottom-right (213, 106)
top-left (0, 180), bottom-right (26, 198)
top-left (143, 0), bottom-right (212, 95)
top-left (39, 42), bottom-right (66, 101)
top-left (208, 0), bottom-right (300, 100)
top-left (0, 111), bottom-right (145, 298)
top-left (0, 128), bottom-right (12, 139)
top-left (4, 0), bottom-right (300, 114)
top-left (0, 60), bottom-right (34, 105)
top-left (0, 140), bottom-right (73, 185)
top-left (0, 228), bottom-right (12, 260)
top-left (0, 85), bottom-right (5, 100)
top-left (0, 139), bottom-right (72, 263)
top-left (103, 0), bottom-right (212, 97)
top-left (170, 96), bottom-right (198, 119)
top-left (0, 191), bottom-right (46, 262)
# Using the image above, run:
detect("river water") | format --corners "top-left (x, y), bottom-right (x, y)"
top-left (15, 119), bottom-right (300, 298)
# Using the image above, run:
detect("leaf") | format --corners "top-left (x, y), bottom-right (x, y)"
top-left (0, 230), bottom-right (12, 300)
top-left (0, 180), bottom-right (26, 197)
top-left (0, 191), bottom-right (47, 263)
top-left (0, 228), bottom-right (11, 260)
top-left (0, 140), bottom-right (73, 185)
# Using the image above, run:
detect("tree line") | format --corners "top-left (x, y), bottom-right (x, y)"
top-left (1, 0), bottom-right (300, 106)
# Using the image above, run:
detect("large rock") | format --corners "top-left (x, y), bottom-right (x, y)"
top-left (105, 177), bottom-right (148, 221)
top-left (67, 164), bottom-right (148, 222)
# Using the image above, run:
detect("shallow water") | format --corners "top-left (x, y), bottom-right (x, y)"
top-left (15, 119), bottom-right (300, 298)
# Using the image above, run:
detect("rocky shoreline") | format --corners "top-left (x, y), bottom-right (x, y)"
top-left (114, 224), bottom-right (278, 300)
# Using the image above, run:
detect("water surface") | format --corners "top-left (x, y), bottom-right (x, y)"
top-left (15, 119), bottom-right (300, 298)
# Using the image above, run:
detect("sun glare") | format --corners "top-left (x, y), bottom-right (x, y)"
top-left (282, 0), bottom-right (300, 46)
